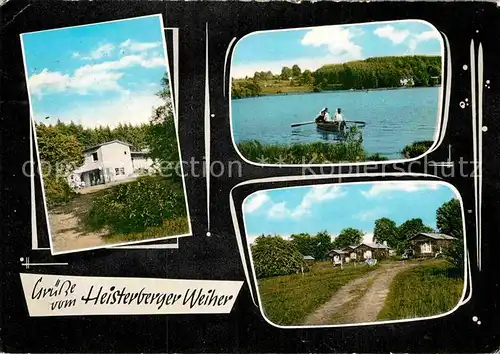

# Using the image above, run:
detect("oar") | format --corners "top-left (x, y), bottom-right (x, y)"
top-left (291, 121), bottom-right (316, 127)
top-left (344, 120), bottom-right (366, 125)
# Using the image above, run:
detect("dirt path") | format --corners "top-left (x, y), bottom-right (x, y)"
top-left (304, 262), bottom-right (417, 325)
top-left (49, 193), bottom-right (108, 253)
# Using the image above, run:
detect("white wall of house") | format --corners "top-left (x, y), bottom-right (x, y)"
top-left (99, 142), bottom-right (133, 181)
top-left (131, 154), bottom-right (155, 172)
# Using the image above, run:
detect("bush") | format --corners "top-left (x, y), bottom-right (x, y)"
top-left (85, 176), bottom-right (187, 234)
top-left (44, 176), bottom-right (76, 207)
top-left (401, 140), bottom-right (433, 158)
top-left (237, 126), bottom-right (368, 164)
top-left (251, 235), bottom-right (305, 278)
top-left (443, 239), bottom-right (465, 271)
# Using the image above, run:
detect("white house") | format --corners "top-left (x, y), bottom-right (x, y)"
top-left (68, 140), bottom-right (155, 188)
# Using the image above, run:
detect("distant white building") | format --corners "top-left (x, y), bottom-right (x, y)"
top-left (68, 140), bottom-right (155, 188)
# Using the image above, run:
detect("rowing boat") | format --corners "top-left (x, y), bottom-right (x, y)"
top-left (315, 121), bottom-right (346, 132)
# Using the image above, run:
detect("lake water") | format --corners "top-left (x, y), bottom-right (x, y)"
top-left (232, 87), bottom-right (440, 160)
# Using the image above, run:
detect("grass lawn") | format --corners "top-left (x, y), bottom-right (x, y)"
top-left (102, 217), bottom-right (189, 243)
top-left (257, 261), bottom-right (378, 326)
top-left (377, 259), bottom-right (464, 321)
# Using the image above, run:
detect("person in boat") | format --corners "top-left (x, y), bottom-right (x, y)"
top-left (334, 108), bottom-right (343, 122)
top-left (333, 108), bottom-right (346, 130)
top-left (315, 107), bottom-right (330, 123)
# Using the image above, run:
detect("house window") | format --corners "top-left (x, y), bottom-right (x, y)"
top-left (351, 253), bottom-right (357, 259)
top-left (92, 152), bottom-right (98, 161)
top-left (421, 242), bottom-right (432, 254)
top-left (124, 151), bottom-right (127, 155)
top-left (120, 167), bottom-right (125, 175)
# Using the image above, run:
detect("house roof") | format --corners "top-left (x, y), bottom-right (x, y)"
top-left (354, 242), bottom-right (390, 250)
top-left (410, 232), bottom-right (456, 241)
top-left (83, 140), bottom-right (133, 152)
top-left (328, 249), bottom-right (346, 255)
top-left (303, 255), bottom-right (315, 260)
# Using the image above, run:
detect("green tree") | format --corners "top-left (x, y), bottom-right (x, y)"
top-left (145, 73), bottom-right (181, 180)
top-left (436, 199), bottom-right (463, 239)
top-left (333, 228), bottom-right (363, 249)
top-left (396, 218), bottom-right (434, 253)
top-left (300, 70), bottom-right (314, 85)
top-left (373, 217), bottom-right (398, 247)
top-left (281, 66), bottom-right (292, 80)
top-left (291, 64), bottom-right (302, 78)
top-left (313, 230), bottom-right (333, 260)
top-left (437, 199), bottom-right (465, 270)
top-left (251, 235), bottom-right (304, 278)
top-left (290, 233), bottom-right (314, 257)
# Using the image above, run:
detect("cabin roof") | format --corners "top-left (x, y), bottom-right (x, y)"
top-left (354, 242), bottom-right (390, 250)
top-left (410, 232), bottom-right (456, 241)
top-left (83, 140), bottom-right (133, 152)
top-left (303, 255), bottom-right (315, 260)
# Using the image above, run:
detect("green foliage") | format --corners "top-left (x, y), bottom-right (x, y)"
top-left (85, 176), bottom-right (187, 234)
top-left (43, 175), bottom-right (77, 207)
top-left (291, 64), bottom-right (302, 78)
top-left (314, 55), bottom-right (441, 90)
top-left (281, 66), bottom-right (292, 80)
top-left (377, 260), bottom-right (463, 321)
top-left (333, 228), bottom-right (364, 249)
top-left (373, 217), bottom-right (398, 247)
top-left (232, 79), bottom-right (262, 99)
top-left (146, 73), bottom-right (182, 181)
top-left (436, 199), bottom-right (463, 239)
top-left (237, 126), bottom-right (378, 164)
top-left (232, 55), bottom-right (441, 98)
top-left (437, 199), bottom-right (465, 270)
top-left (251, 235), bottom-right (305, 278)
top-left (290, 230), bottom-right (333, 261)
top-left (401, 140), bottom-right (434, 158)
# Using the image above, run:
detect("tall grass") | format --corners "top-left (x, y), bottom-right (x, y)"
top-left (237, 125), bottom-right (388, 164)
top-left (377, 260), bottom-right (464, 321)
top-left (257, 262), bottom-right (378, 326)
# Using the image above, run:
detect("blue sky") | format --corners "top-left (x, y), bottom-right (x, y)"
top-left (232, 20), bottom-right (442, 78)
top-left (21, 15), bottom-right (170, 127)
top-left (243, 181), bottom-right (459, 244)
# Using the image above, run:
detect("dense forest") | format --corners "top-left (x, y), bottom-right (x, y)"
top-left (232, 55), bottom-right (442, 99)
top-left (36, 120), bottom-right (150, 153)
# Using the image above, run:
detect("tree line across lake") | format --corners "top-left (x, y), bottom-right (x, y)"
top-left (251, 198), bottom-right (463, 278)
top-left (232, 55), bottom-right (442, 99)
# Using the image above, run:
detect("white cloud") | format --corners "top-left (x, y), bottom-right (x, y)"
top-left (244, 192), bottom-right (270, 213)
top-left (35, 90), bottom-right (163, 128)
top-left (266, 185), bottom-right (346, 220)
top-left (301, 26), bottom-right (364, 61)
top-left (292, 185), bottom-right (346, 218)
top-left (374, 25), bottom-right (441, 53)
top-left (361, 182), bottom-right (440, 198)
top-left (408, 30), bottom-right (441, 52)
top-left (73, 43), bottom-right (115, 61)
top-left (28, 54), bottom-right (166, 97)
top-left (268, 202), bottom-right (290, 220)
top-left (354, 208), bottom-right (386, 221)
top-left (373, 25), bottom-right (410, 45)
top-left (231, 26), bottom-right (363, 79)
top-left (120, 39), bottom-right (162, 53)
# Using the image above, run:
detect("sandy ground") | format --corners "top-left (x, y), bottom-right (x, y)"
top-left (304, 262), bottom-right (417, 325)
top-left (49, 192), bottom-right (108, 253)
